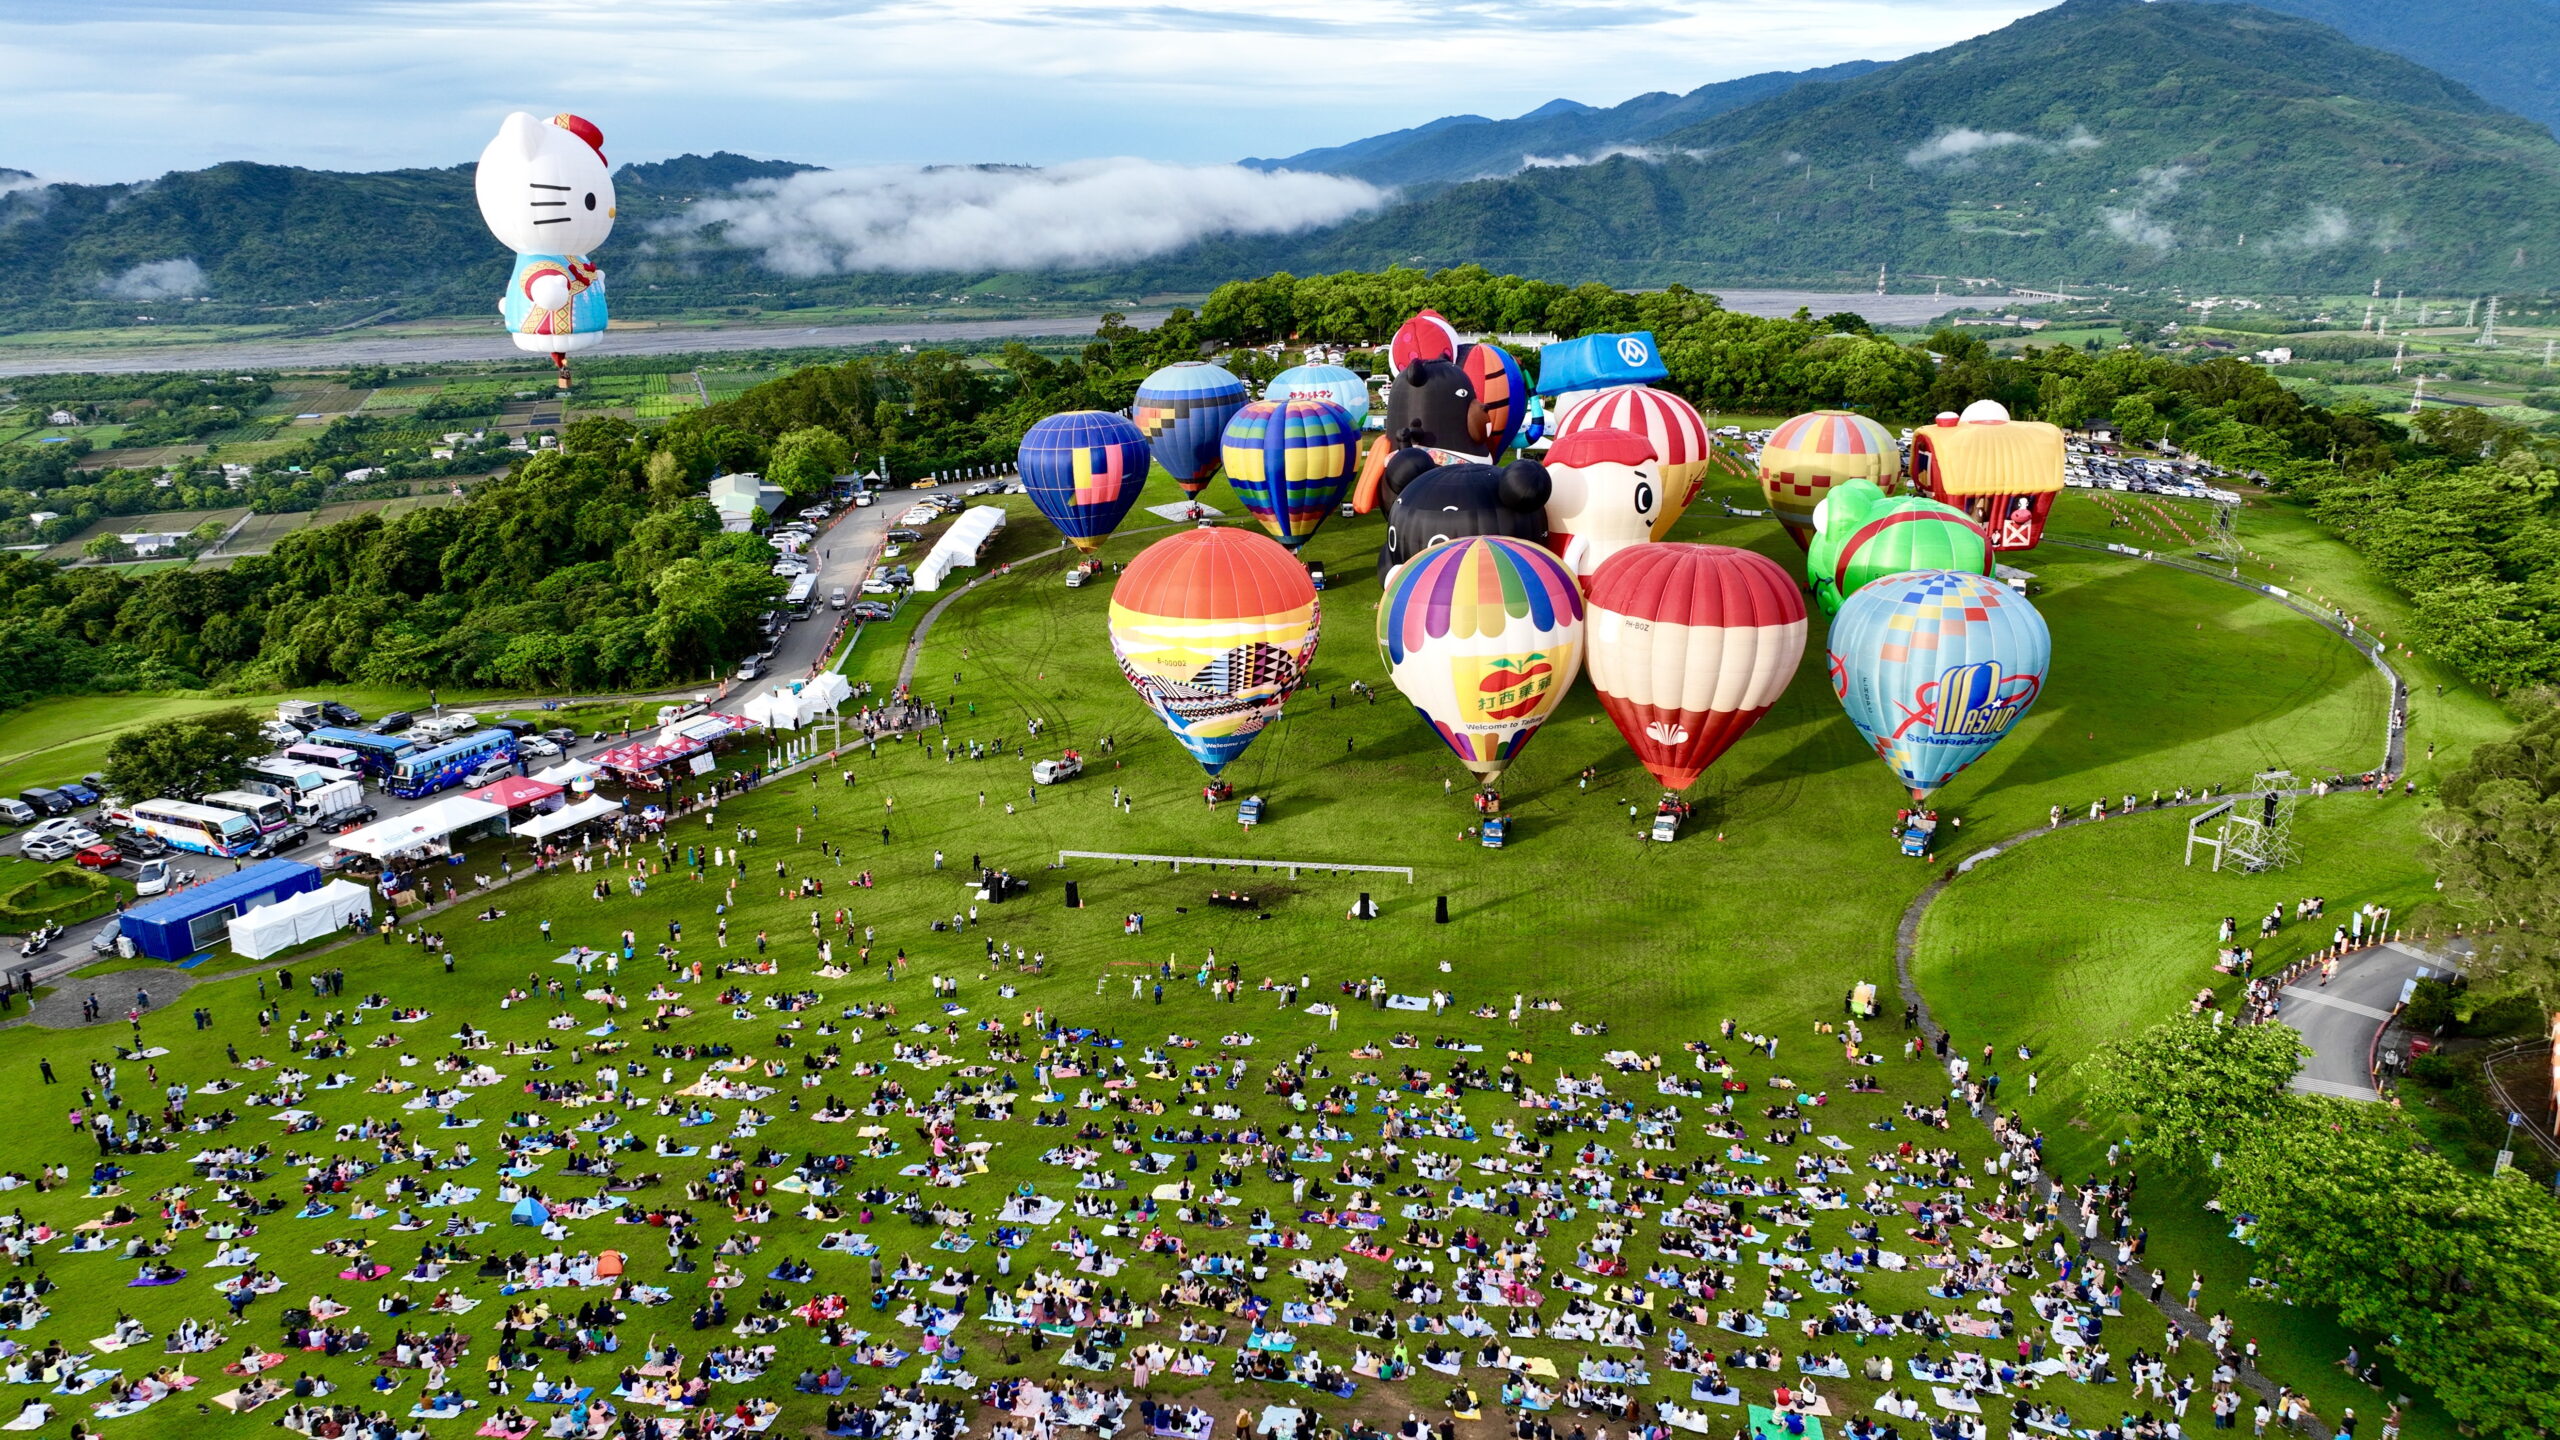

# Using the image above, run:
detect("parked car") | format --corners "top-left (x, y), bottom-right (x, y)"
top-left (852, 493), bottom-right (875, 508)
top-left (17, 788), bottom-right (71, 817)
top-left (542, 727), bottom-right (579, 745)
top-left (489, 718), bottom-right (537, 738)
top-left (71, 842), bottom-right (121, 871)
top-left (850, 601), bottom-right (894, 621)
top-left (521, 736), bottom-right (561, 758)
top-left (0, 800), bottom-right (32, 826)
top-left (965, 481), bottom-right (1005, 496)
top-left (374, 711), bottom-right (415, 734)
top-left (91, 916), bottom-right (123, 954)
top-left (860, 577), bottom-right (900, 595)
top-left (132, 859), bottom-right (172, 898)
top-left (21, 834), bottom-right (77, 862)
top-left (54, 781), bottom-right (98, 806)
top-left (443, 712), bottom-right (479, 733)
top-left (465, 758), bottom-right (514, 787)
top-left (22, 818), bottom-right (87, 847)
top-left (736, 657), bottom-right (766, 682)
top-left (885, 528), bottom-right (923, 543)
top-left (879, 545), bottom-right (902, 560)
top-left (112, 830), bottom-right (167, 862)
top-left (321, 701), bottom-right (363, 726)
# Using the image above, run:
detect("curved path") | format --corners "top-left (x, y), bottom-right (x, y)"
top-left (1886, 543), bottom-right (2415, 1416)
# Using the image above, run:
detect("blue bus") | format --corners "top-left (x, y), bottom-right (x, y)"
top-left (307, 726), bottom-right (416, 779)
top-left (388, 731), bottom-right (517, 799)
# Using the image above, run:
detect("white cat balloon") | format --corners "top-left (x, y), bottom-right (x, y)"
top-left (475, 111), bottom-right (615, 389)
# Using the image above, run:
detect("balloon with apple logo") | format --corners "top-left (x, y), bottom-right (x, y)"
top-left (1375, 535), bottom-right (1585, 784)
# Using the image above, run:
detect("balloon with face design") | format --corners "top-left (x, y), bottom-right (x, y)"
top-left (1375, 448), bottom-right (1552, 585)
top-left (475, 112), bottom-right (616, 390)
top-left (1540, 426), bottom-right (1663, 586)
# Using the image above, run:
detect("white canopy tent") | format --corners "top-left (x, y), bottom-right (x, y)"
top-left (228, 880), bottom-right (375, 960)
top-left (512, 795), bottom-right (625, 841)
top-left (331, 796), bottom-right (509, 859)
top-left (914, 506), bottom-right (1006, 592)
top-left (738, 672), bottom-right (853, 730)
top-left (533, 759), bottom-right (601, 788)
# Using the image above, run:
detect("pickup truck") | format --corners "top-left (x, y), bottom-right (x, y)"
top-left (1030, 754), bottom-right (1083, 786)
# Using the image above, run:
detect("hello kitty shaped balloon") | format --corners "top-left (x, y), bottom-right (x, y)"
top-left (475, 112), bottom-right (616, 390)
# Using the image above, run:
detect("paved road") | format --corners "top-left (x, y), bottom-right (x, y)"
top-left (0, 289), bottom-right (2023, 377)
top-left (2276, 940), bottom-right (2444, 1100)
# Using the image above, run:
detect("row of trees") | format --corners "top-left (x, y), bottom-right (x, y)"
top-left (2082, 1018), bottom-right (2560, 1438)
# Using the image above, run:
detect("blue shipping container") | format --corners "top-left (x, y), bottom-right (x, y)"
top-left (119, 859), bottom-right (323, 962)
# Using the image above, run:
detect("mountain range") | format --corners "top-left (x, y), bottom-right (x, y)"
top-left (4, 0), bottom-right (2560, 336)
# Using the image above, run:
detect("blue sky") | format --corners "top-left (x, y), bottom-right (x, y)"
top-left (2, 0), bottom-right (2048, 181)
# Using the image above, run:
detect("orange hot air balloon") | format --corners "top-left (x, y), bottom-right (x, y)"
top-left (1584, 543), bottom-right (1807, 791)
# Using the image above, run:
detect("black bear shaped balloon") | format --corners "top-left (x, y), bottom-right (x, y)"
top-left (1376, 447), bottom-right (1553, 583)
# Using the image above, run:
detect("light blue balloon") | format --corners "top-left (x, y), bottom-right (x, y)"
top-left (1828, 569), bottom-right (2050, 798)
top-left (1265, 364), bottom-right (1371, 429)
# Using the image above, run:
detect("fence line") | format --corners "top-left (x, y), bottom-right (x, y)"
top-left (1057, 850), bottom-right (1414, 882)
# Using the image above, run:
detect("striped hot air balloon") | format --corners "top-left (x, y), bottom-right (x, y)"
top-left (1018, 411), bottom-right (1151, 552)
top-left (1376, 535), bottom-right (1585, 783)
top-left (1806, 478), bottom-right (1992, 616)
top-left (1462, 341), bottom-right (1531, 460)
top-left (1585, 544), bottom-right (1807, 791)
top-left (1552, 385), bottom-right (1713, 540)
top-left (1389, 309), bottom-right (1461, 371)
top-left (1758, 410), bottom-right (1899, 550)
top-left (1829, 569), bottom-right (2050, 799)
top-left (1221, 397), bottom-right (1360, 550)
top-left (1108, 527), bottom-right (1320, 776)
top-left (1134, 362), bottom-right (1248, 498)
top-left (1265, 363), bottom-right (1370, 428)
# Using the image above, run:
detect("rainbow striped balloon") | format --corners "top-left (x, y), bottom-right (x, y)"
top-left (1376, 535), bottom-right (1585, 782)
top-left (1221, 398), bottom-right (1361, 550)
top-left (1758, 409), bottom-right (1899, 550)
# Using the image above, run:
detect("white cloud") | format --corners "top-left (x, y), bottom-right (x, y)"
top-left (661, 160), bottom-right (1386, 274)
top-left (99, 257), bottom-right (206, 299)
top-left (1905, 125), bottom-right (2099, 166)
top-left (2273, 204), bottom-right (2353, 251)
top-left (1512, 144), bottom-right (1666, 171)
top-left (2098, 163), bottom-right (2188, 252)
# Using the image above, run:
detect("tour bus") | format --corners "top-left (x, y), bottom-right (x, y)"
top-left (131, 799), bottom-right (260, 859)
top-left (785, 572), bottom-right (818, 620)
top-left (388, 729), bottom-right (517, 799)
top-left (305, 726), bottom-right (417, 779)
top-left (283, 741), bottom-right (360, 771)
top-left (202, 789), bottom-right (300, 842)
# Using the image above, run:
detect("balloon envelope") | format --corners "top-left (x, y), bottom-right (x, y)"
top-left (1758, 410), bottom-right (1899, 550)
top-left (1553, 385), bottom-right (1713, 540)
top-left (1376, 535), bottom-right (1585, 783)
top-left (1265, 364), bottom-right (1371, 429)
top-left (1109, 527), bottom-right (1320, 775)
top-left (1018, 411), bottom-right (1151, 552)
top-left (1134, 362), bottom-right (1247, 497)
top-left (1222, 398), bottom-right (1361, 550)
top-left (1585, 544), bottom-right (1806, 791)
top-left (1806, 479), bottom-right (1992, 616)
top-left (1828, 569), bottom-right (2050, 799)
top-left (1462, 343), bottom-right (1531, 459)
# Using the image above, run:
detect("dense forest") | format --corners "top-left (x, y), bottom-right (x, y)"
top-left (0, 264), bottom-right (2552, 708)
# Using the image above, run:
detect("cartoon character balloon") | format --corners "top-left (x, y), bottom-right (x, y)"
top-left (1134, 362), bottom-right (1247, 499)
top-left (1757, 410), bottom-right (1899, 550)
top-left (1017, 411), bottom-right (1150, 552)
top-left (1376, 451), bottom-right (1552, 584)
top-left (1806, 479), bottom-right (1991, 616)
top-left (1905, 402), bottom-right (2067, 552)
top-left (476, 112), bottom-right (616, 391)
top-left (1264, 364), bottom-right (1371, 429)
top-left (1354, 311), bottom-right (1528, 512)
top-left (1585, 544), bottom-right (1806, 791)
top-left (1109, 527), bottom-right (1320, 775)
top-left (1551, 385), bottom-right (1712, 540)
top-left (1540, 427), bottom-right (1663, 585)
top-left (1221, 398), bottom-right (1360, 550)
top-left (1829, 569), bottom-right (2050, 799)
top-left (1376, 535), bottom-right (1585, 784)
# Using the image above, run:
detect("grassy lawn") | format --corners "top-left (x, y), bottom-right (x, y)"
top-left (0, 855), bottom-right (126, 930)
top-left (0, 465), bottom-right (2484, 1437)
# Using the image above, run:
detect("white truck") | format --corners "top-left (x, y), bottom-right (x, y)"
top-left (294, 779), bottom-right (369, 829)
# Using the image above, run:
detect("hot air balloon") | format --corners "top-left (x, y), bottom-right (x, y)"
top-left (1376, 536), bottom-right (1585, 784)
top-left (1221, 397), bottom-right (1360, 550)
top-left (1461, 342), bottom-right (1531, 460)
top-left (1552, 385), bottom-right (1712, 541)
top-left (1906, 401), bottom-right (2066, 551)
top-left (1585, 543), bottom-right (1806, 791)
top-left (1806, 479), bottom-right (1992, 616)
top-left (1541, 427), bottom-right (1662, 585)
top-left (1389, 309), bottom-right (1461, 371)
top-left (1134, 362), bottom-right (1247, 499)
top-left (1018, 411), bottom-right (1150, 552)
top-left (1758, 410), bottom-right (1898, 550)
top-left (1108, 527), bottom-right (1320, 775)
top-left (476, 112), bottom-right (616, 392)
top-left (1265, 363), bottom-right (1371, 429)
top-left (1829, 569), bottom-right (2050, 799)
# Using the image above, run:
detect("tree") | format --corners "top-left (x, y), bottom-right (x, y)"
top-left (83, 535), bottom-right (133, 562)
top-left (2426, 692), bottom-right (2560, 1000)
top-left (765, 425), bottom-right (854, 499)
top-left (2074, 1013), bottom-right (2306, 1164)
top-left (101, 707), bottom-right (265, 801)
top-left (2220, 1101), bottom-right (2560, 1439)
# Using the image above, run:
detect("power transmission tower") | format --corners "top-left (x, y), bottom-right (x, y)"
top-left (2393, 289), bottom-right (2404, 316)
top-left (2466, 297), bottom-right (2480, 329)
top-left (2391, 340), bottom-right (2406, 376)
top-left (2371, 278), bottom-right (2382, 299)
top-left (2477, 296), bottom-right (2500, 347)
top-left (2410, 374), bottom-right (2427, 413)
top-left (2360, 302), bottom-right (2375, 332)
top-left (2544, 339), bottom-right (2554, 369)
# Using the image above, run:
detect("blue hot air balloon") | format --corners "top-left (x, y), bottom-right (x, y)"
top-left (1018, 411), bottom-right (1152, 552)
top-left (1264, 363), bottom-right (1371, 429)
top-left (1828, 569), bottom-right (2050, 799)
top-left (1222, 397), bottom-right (1361, 550)
top-left (1134, 362), bottom-right (1247, 498)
